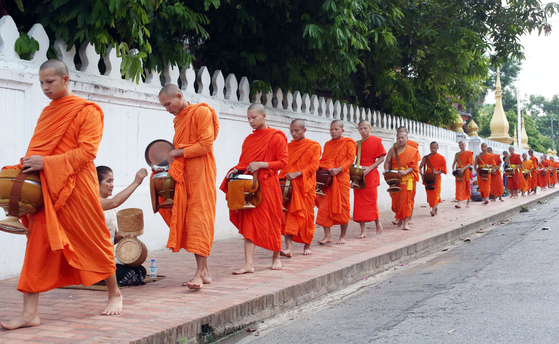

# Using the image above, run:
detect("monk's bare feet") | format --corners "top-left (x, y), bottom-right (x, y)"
top-left (356, 232), bottom-right (367, 239)
top-left (318, 237), bottom-right (332, 245)
top-left (483, 200), bottom-right (489, 205)
top-left (303, 244), bottom-right (312, 255)
top-left (0, 313), bottom-right (40, 330)
top-left (280, 249), bottom-right (292, 258)
top-left (336, 236), bottom-right (347, 244)
top-left (391, 220), bottom-right (398, 225)
top-left (403, 226), bottom-right (411, 230)
top-left (233, 264), bottom-right (255, 275)
top-left (430, 210), bottom-right (435, 216)
top-left (271, 258), bottom-right (282, 270)
top-left (465, 205), bottom-right (470, 208)
top-left (101, 293), bottom-right (123, 316)
top-left (376, 223), bottom-right (384, 235)
top-left (455, 204), bottom-right (461, 209)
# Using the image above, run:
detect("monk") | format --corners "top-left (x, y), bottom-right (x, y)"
top-left (487, 147), bottom-right (504, 201)
top-left (279, 119), bottom-right (321, 256)
top-left (507, 146), bottom-right (523, 198)
top-left (474, 143), bottom-right (495, 205)
top-left (383, 131), bottom-right (420, 230)
top-left (316, 120), bottom-right (356, 244)
top-left (538, 154), bottom-right (548, 191)
top-left (528, 149), bottom-right (539, 194)
top-left (452, 141), bottom-right (474, 208)
top-left (395, 126), bottom-right (420, 223)
top-left (157, 84), bottom-right (219, 289)
top-left (220, 104), bottom-right (288, 273)
top-left (0, 60), bottom-right (121, 330)
top-left (419, 141), bottom-right (447, 216)
top-left (353, 120), bottom-right (386, 238)
top-left (550, 156), bottom-right (557, 187)
top-left (522, 153), bottom-right (534, 196)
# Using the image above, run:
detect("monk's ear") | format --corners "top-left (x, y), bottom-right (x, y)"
top-left (303, 127), bottom-right (307, 133)
top-left (63, 75), bottom-right (70, 85)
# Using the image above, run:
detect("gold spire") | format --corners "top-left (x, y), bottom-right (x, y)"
top-left (547, 147), bottom-right (553, 155)
top-left (467, 119), bottom-right (479, 136)
top-left (513, 127), bottom-right (518, 146)
top-left (488, 67), bottom-right (513, 144)
top-left (452, 114), bottom-right (465, 133)
top-left (521, 116), bottom-right (530, 149)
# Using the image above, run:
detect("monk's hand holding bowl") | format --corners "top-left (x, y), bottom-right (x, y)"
top-left (247, 162), bottom-right (267, 173)
top-left (286, 171), bottom-right (302, 181)
top-left (22, 155), bottom-right (44, 172)
top-left (226, 168), bottom-right (239, 179)
top-left (398, 168), bottom-right (411, 177)
top-left (328, 166), bottom-right (342, 176)
top-left (363, 166), bottom-right (373, 177)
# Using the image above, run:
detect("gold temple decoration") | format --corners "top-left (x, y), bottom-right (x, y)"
top-left (488, 68), bottom-right (513, 144)
top-left (553, 149), bottom-right (557, 157)
top-left (513, 129), bottom-right (518, 147)
top-left (452, 115), bottom-right (465, 133)
top-left (547, 147), bottom-right (553, 155)
top-left (467, 119), bottom-right (479, 136)
top-left (521, 116), bottom-right (530, 149)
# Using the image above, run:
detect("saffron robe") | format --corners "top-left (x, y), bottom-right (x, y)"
top-left (422, 153), bottom-right (447, 207)
top-left (507, 154), bottom-right (522, 190)
top-left (316, 137), bottom-right (356, 227)
top-left (353, 135), bottom-right (386, 222)
top-left (476, 153), bottom-right (495, 199)
top-left (539, 160), bottom-right (549, 187)
top-left (545, 159), bottom-right (552, 185)
top-left (455, 151), bottom-right (474, 201)
top-left (530, 155), bottom-right (539, 189)
top-left (491, 153), bottom-right (505, 197)
top-left (522, 160), bottom-right (534, 193)
top-left (551, 161), bottom-right (558, 184)
top-left (390, 146), bottom-right (420, 220)
top-left (279, 139), bottom-right (321, 244)
top-left (220, 127), bottom-right (288, 252)
top-left (3, 95), bottom-right (115, 293)
top-left (391, 140), bottom-right (420, 215)
top-left (158, 104), bottom-right (219, 256)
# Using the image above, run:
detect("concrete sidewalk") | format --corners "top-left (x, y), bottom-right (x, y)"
top-left (0, 189), bottom-right (557, 344)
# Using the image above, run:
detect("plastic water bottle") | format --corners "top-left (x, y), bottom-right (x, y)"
top-left (149, 259), bottom-right (157, 278)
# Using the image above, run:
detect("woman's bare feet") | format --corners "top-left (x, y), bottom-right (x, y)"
top-left (0, 313), bottom-right (40, 330)
top-left (102, 293), bottom-right (123, 316)
top-left (303, 244), bottom-right (312, 255)
top-left (233, 263), bottom-right (255, 275)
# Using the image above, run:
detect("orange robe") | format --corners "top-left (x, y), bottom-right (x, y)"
top-left (539, 160), bottom-right (549, 187)
top-left (491, 153), bottom-right (504, 197)
top-left (551, 161), bottom-right (558, 184)
top-left (476, 153), bottom-right (495, 199)
top-left (316, 137), bottom-right (356, 227)
top-left (507, 154), bottom-right (522, 190)
top-left (279, 139), bottom-right (321, 244)
top-left (455, 151), bottom-right (474, 201)
top-left (522, 160), bottom-right (534, 193)
top-left (220, 127), bottom-right (288, 252)
top-left (3, 95), bottom-right (114, 293)
top-left (353, 135), bottom-right (386, 222)
top-left (423, 153), bottom-right (447, 207)
top-left (391, 140), bottom-right (420, 215)
top-left (545, 159), bottom-right (552, 185)
top-left (390, 146), bottom-right (420, 219)
top-left (158, 104), bottom-right (219, 256)
top-left (530, 155), bottom-right (539, 189)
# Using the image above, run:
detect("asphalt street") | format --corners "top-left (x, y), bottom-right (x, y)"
top-left (221, 195), bottom-right (559, 344)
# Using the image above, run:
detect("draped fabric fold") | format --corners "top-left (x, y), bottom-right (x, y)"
top-left (316, 137), bottom-right (356, 227)
top-left (491, 154), bottom-right (505, 197)
top-left (390, 147), bottom-right (420, 220)
top-left (220, 127), bottom-right (288, 252)
top-left (477, 154), bottom-right (495, 198)
top-left (3, 95), bottom-right (114, 293)
top-left (455, 151), bottom-right (474, 201)
top-left (423, 153), bottom-right (447, 207)
top-left (158, 103), bottom-right (219, 256)
top-left (279, 139), bottom-right (321, 244)
top-left (530, 155), bottom-right (539, 189)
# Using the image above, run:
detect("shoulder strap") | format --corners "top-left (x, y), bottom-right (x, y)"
top-left (477, 154), bottom-right (486, 166)
top-left (424, 155), bottom-right (435, 173)
top-left (455, 152), bottom-right (463, 169)
top-left (355, 140), bottom-right (362, 167)
top-left (394, 143), bottom-right (402, 170)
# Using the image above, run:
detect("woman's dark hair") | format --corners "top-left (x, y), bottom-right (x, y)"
top-left (96, 166), bottom-right (113, 184)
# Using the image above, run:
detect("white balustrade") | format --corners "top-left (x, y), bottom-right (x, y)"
top-left (211, 70), bottom-right (225, 99)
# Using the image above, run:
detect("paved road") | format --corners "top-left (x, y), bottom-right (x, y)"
top-left (222, 196), bottom-right (559, 344)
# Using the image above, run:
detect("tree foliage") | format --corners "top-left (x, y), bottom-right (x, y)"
top-left (2, 0), bottom-right (558, 126)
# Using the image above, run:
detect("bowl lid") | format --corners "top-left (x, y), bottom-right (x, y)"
top-left (229, 174), bottom-right (254, 180)
top-left (145, 139), bottom-right (174, 167)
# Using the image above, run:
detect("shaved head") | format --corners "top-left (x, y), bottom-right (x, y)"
top-left (291, 119), bottom-right (306, 128)
top-left (331, 119), bottom-right (344, 128)
top-left (248, 103), bottom-right (266, 115)
top-left (40, 59), bottom-right (69, 78)
top-left (488, 147), bottom-right (493, 152)
top-left (159, 84), bottom-right (182, 97)
top-left (397, 126), bottom-right (408, 133)
top-left (430, 141), bottom-right (439, 147)
top-left (358, 120), bottom-right (371, 127)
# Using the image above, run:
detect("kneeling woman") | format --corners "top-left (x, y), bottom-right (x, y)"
top-left (97, 166), bottom-right (148, 287)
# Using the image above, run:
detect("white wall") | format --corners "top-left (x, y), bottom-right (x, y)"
top-left (0, 16), bottom-right (540, 279)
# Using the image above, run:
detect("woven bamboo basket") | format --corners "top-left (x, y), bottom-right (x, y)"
top-left (115, 237), bottom-right (148, 267)
top-left (116, 208), bottom-right (144, 237)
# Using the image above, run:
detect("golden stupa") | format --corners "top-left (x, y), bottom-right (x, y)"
top-left (513, 129), bottom-right (518, 147)
top-left (467, 120), bottom-right (479, 136)
top-left (547, 147), bottom-right (553, 155)
top-left (488, 68), bottom-right (513, 144)
top-left (521, 117), bottom-right (530, 149)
